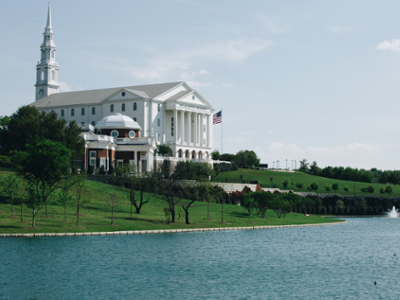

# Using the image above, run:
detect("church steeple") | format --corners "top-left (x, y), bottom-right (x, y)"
top-left (35, 2), bottom-right (60, 101)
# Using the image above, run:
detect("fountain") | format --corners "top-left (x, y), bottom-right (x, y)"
top-left (386, 206), bottom-right (399, 218)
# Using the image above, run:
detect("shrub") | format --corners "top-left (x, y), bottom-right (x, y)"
top-left (343, 185), bottom-right (350, 192)
top-left (282, 180), bottom-right (288, 188)
top-left (325, 184), bottom-right (331, 192)
top-left (295, 182), bottom-right (303, 189)
top-left (309, 182), bottom-right (318, 191)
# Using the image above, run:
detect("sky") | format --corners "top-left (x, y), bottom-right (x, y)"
top-left (1, 0), bottom-right (400, 170)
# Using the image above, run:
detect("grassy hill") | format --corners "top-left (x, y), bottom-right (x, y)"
top-left (214, 168), bottom-right (400, 197)
top-left (0, 171), bottom-right (341, 234)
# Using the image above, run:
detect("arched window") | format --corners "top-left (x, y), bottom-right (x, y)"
top-left (71, 109), bottom-right (75, 116)
top-left (122, 103), bottom-right (125, 112)
top-left (61, 109), bottom-right (64, 117)
top-left (51, 51), bottom-right (54, 58)
top-left (92, 107), bottom-right (95, 115)
top-left (41, 70), bottom-right (44, 80)
top-left (41, 51), bottom-right (45, 60)
top-left (158, 104), bottom-right (161, 112)
top-left (110, 104), bottom-right (114, 112)
top-left (133, 117), bottom-right (137, 122)
top-left (92, 121), bottom-right (96, 126)
top-left (81, 108), bottom-right (85, 116)
top-left (157, 118), bottom-right (160, 127)
top-left (133, 103), bottom-right (137, 111)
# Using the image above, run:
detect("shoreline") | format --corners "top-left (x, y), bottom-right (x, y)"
top-left (0, 220), bottom-right (346, 238)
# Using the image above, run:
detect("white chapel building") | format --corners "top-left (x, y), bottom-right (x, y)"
top-left (30, 4), bottom-right (214, 172)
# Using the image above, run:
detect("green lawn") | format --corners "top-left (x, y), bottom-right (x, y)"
top-left (0, 178), bottom-right (341, 234)
top-left (214, 168), bottom-right (400, 197)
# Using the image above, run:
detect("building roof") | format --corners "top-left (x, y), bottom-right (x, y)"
top-left (96, 113), bottom-right (141, 130)
top-left (31, 82), bottom-right (185, 108)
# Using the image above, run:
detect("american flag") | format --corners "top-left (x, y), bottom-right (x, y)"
top-left (213, 111), bottom-right (222, 124)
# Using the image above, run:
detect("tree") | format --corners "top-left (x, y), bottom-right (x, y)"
top-left (269, 195), bottom-right (292, 218)
top-left (156, 144), bottom-right (171, 157)
top-left (335, 200), bottom-right (345, 212)
top-left (309, 161), bottom-right (320, 175)
top-left (13, 136), bottom-right (71, 217)
top-left (366, 185), bottom-right (375, 194)
top-left (211, 151), bottom-right (221, 160)
top-left (241, 193), bottom-right (257, 222)
top-left (309, 182), bottom-right (318, 192)
top-left (379, 188), bottom-right (385, 195)
top-left (158, 180), bottom-right (182, 223)
top-left (199, 183), bottom-right (214, 220)
top-left (253, 191), bottom-right (273, 219)
top-left (25, 176), bottom-right (43, 228)
top-left (332, 183), bottom-right (339, 193)
top-left (105, 192), bottom-right (122, 225)
top-left (2, 174), bottom-right (24, 218)
top-left (3, 106), bottom-right (84, 160)
top-left (358, 198), bottom-right (368, 214)
top-left (282, 180), bottom-right (289, 188)
top-left (181, 186), bottom-right (199, 225)
top-left (72, 173), bottom-right (89, 227)
top-left (385, 186), bottom-right (393, 197)
top-left (343, 185), bottom-right (350, 192)
top-left (325, 184), bottom-right (331, 192)
top-left (211, 185), bottom-right (228, 223)
top-left (295, 182), bottom-right (303, 190)
top-left (57, 181), bottom-right (74, 222)
top-left (299, 159), bottom-right (309, 173)
top-left (235, 150), bottom-right (260, 168)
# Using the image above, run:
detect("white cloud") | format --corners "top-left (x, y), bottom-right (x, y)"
top-left (254, 12), bottom-right (288, 33)
top-left (180, 69), bottom-right (210, 81)
top-left (59, 82), bottom-right (72, 92)
top-left (222, 83), bottom-right (233, 88)
top-left (326, 25), bottom-right (356, 34)
top-left (376, 39), bottom-right (400, 52)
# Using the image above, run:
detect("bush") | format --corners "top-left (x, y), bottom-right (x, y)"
top-left (282, 180), bottom-right (288, 188)
top-left (295, 182), bottom-right (303, 189)
top-left (343, 185), bottom-right (350, 192)
top-left (309, 182), bottom-right (318, 191)
top-left (325, 184), bottom-right (331, 192)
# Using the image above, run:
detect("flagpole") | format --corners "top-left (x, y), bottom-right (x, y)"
top-left (221, 108), bottom-right (223, 154)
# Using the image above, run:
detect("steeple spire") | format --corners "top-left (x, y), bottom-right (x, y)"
top-left (46, 2), bottom-right (52, 32)
top-left (35, 2), bottom-right (60, 101)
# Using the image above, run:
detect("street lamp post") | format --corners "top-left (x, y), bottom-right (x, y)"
top-left (286, 159), bottom-right (287, 172)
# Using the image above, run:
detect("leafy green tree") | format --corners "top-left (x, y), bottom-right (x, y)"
top-left (199, 183), bottom-right (214, 220)
top-left (3, 106), bottom-right (84, 160)
top-left (325, 184), bottom-right (331, 192)
top-left (299, 159), bottom-right (309, 173)
top-left (360, 187), bottom-right (367, 194)
top-left (385, 186), bottom-right (393, 197)
top-left (235, 150), bottom-right (260, 168)
top-left (181, 186), bottom-right (199, 225)
top-left (379, 188), bottom-right (385, 195)
top-left (211, 185), bottom-right (228, 223)
top-left (332, 183), bottom-right (339, 193)
top-left (366, 185), bottom-right (375, 194)
top-left (211, 151), bottom-right (221, 160)
top-left (158, 180), bottom-right (182, 223)
top-left (253, 191), bottom-right (274, 219)
top-left (309, 182), bottom-right (318, 192)
top-left (13, 136), bottom-right (71, 217)
top-left (25, 176), bottom-right (43, 228)
top-left (2, 174), bottom-right (24, 218)
top-left (343, 185), bottom-right (350, 192)
top-left (156, 144), bottom-right (171, 157)
top-left (282, 180), bottom-right (289, 188)
top-left (309, 161), bottom-right (320, 175)
top-left (335, 200), bottom-right (345, 211)
top-left (358, 198), bottom-right (368, 214)
top-left (241, 193), bottom-right (257, 222)
top-left (269, 195), bottom-right (292, 218)
top-left (295, 182), bottom-right (303, 189)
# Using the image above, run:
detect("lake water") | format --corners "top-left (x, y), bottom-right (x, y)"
top-left (2, 218), bottom-right (400, 299)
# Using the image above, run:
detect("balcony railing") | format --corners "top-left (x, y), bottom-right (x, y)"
top-left (114, 137), bottom-right (155, 145)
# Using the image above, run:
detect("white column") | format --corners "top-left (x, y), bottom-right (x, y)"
top-left (188, 112), bottom-right (192, 144)
top-left (200, 114), bottom-right (204, 146)
top-left (194, 113), bottom-right (198, 146)
top-left (207, 114), bottom-right (211, 147)
top-left (174, 109), bottom-right (178, 144)
top-left (180, 110), bottom-right (185, 145)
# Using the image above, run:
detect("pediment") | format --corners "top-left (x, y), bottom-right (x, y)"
top-left (102, 88), bottom-right (147, 103)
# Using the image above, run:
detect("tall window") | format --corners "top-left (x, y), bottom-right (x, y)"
top-left (41, 70), bottom-right (44, 80)
top-left (90, 151), bottom-right (96, 166)
top-left (122, 103), bottom-right (125, 112)
top-left (81, 108), bottom-right (85, 116)
top-left (51, 51), bottom-right (54, 58)
top-left (133, 103), bottom-right (137, 111)
top-left (158, 104), bottom-right (161, 112)
top-left (71, 109), bottom-right (75, 117)
top-left (110, 104), bottom-right (114, 112)
top-left (157, 118), bottom-right (160, 127)
top-left (92, 121), bottom-right (96, 126)
top-left (92, 107), bottom-right (95, 115)
top-left (61, 109), bottom-right (64, 117)
top-left (171, 117), bottom-right (174, 137)
top-left (52, 71), bottom-right (55, 80)
top-left (41, 51), bottom-right (45, 60)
